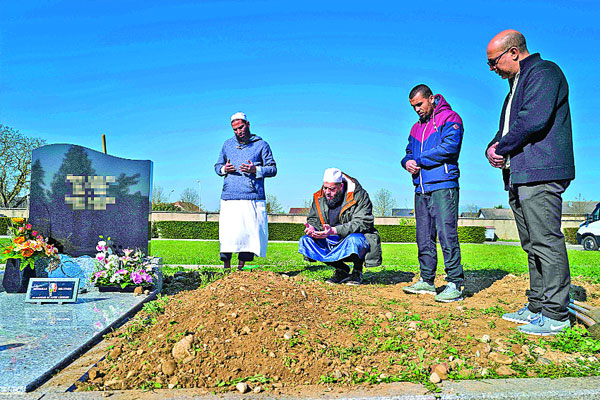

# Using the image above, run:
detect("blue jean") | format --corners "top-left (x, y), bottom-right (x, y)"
top-left (415, 187), bottom-right (463, 287)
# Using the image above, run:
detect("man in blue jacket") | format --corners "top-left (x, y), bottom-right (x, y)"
top-left (485, 30), bottom-right (575, 336)
top-left (401, 84), bottom-right (465, 302)
top-left (214, 112), bottom-right (277, 271)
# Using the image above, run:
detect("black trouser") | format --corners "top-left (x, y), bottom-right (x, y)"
top-left (220, 252), bottom-right (254, 262)
top-left (415, 187), bottom-right (464, 288)
top-left (325, 253), bottom-right (364, 274)
top-left (509, 180), bottom-right (571, 321)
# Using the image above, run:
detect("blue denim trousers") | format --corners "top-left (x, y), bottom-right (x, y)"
top-left (415, 187), bottom-right (463, 287)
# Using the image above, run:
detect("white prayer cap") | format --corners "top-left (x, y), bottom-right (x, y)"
top-left (323, 168), bottom-right (343, 183)
top-left (230, 112), bottom-right (248, 122)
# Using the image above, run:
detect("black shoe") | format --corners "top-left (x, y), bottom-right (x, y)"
top-left (343, 271), bottom-right (363, 285)
top-left (326, 269), bottom-right (350, 284)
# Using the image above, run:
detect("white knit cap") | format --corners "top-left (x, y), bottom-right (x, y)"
top-left (230, 112), bottom-right (248, 122)
top-left (323, 168), bottom-right (342, 183)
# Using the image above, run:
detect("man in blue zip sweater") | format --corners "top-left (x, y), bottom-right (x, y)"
top-left (214, 112), bottom-right (277, 271)
top-left (401, 84), bottom-right (465, 302)
top-left (485, 30), bottom-right (575, 336)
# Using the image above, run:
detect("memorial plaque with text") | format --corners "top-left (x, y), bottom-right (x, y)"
top-left (29, 144), bottom-right (153, 257)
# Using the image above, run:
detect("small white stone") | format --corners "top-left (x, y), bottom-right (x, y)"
top-left (481, 334), bottom-right (491, 343)
top-left (429, 372), bottom-right (441, 384)
top-left (236, 382), bottom-right (249, 393)
top-left (253, 385), bottom-right (262, 393)
top-left (283, 331), bottom-right (293, 340)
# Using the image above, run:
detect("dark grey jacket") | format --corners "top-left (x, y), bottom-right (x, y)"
top-left (307, 173), bottom-right (382, 267)
top-left (486, 53), bottom-right (575, 189)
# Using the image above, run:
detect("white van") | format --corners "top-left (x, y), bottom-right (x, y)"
top-left (577, 202), bottom-right (600, 251)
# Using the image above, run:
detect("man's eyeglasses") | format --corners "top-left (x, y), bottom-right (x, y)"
top-left (487, 47), bottom-right (513, 68)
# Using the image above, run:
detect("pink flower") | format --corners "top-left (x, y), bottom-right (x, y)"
top-left (116, 269), bottom-right (128, 275)
top-left (32, 231), bottom-right (38, 236)
top-left (94, 271), bottom-right (106, 278)
top-left (26, 224), bottom-right (32, 230)
top-left (96, 253), bottom-right (105, 262)
top-left (138, 271), bottom-right (153, 284)
top-left (130, 271), bottom-right (143, 284)
top-left (123, 249), bottom-right (133, 257)
top-left (18, 227), bottom-right (25, 233)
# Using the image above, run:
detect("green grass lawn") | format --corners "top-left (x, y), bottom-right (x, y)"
top-left (151, 240), bottom-right (600, 281)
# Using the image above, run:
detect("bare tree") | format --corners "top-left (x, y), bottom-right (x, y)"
top-left (372, 188), bottom-right (397, 217)
top-left (266, 194), bottom-right (283, 214)
top-left (152, 185), bottom-right (167, 204)
top-left (179, 187), bottom-right (199, 205)
top-left (0, 124), bottom-right (46, 207)
top-left (570, 193), bottom-right (590, 215)
top-left (465, 203), bottom-right (479, 213)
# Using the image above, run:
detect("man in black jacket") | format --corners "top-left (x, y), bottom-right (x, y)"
top-left (485, 30), bottom-right (575, 336)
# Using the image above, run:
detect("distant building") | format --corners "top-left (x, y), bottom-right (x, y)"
top-left (288, 207), bottom-right (310, 215)
top-left (478, 208), bottom-right (514, 220)
top-left (392, 208), bottom-right (414, 217)
top-left (174, 201), bottom-right (201, 212)
top-left (460, 211), bottom-right (480, 218)
top-left (562, 201), bottom-right (598, 216)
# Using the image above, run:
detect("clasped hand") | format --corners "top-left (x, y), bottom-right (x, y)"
top-left (304, 222), bottom-right (336, 239)
top-left (405, 159), bottom-right (421, 174)
top-left (486, 142), bottom-right (505, 168)
top-left (224, 159), bottom-right (257, 174)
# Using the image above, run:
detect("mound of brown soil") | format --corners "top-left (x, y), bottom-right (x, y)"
top-left (78, 271), bottom-right (600, 393)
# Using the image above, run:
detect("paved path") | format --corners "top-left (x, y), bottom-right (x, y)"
top-left (2, 375), bottom-right (600, 399)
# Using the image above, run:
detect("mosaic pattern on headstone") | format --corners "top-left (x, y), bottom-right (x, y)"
top-left (29, 144), bottom-right (153, 257)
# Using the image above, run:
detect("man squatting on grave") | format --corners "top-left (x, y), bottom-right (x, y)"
top-left (214, 112), bottom-right (277, 270)
top-left (485, 30), bottom-right (575, 336)
top-left (400, 84), bottom-right (465, 303)
top-left (298, 168), bottom-right (382, 285)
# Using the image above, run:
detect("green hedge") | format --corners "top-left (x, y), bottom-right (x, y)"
top-left (154, 221), bottom-right (486, 243)
top-left (564, 227), bottom-right (578, 244)
top-left (377, 225), bottom-right (416, 242)
top-left (0, 217), bottom-right (11, 235)
top-left (152, 203), bottom-right (180, 211)
top-left (458, 226), bottom-right (487, 243)
top-left (267, 223), bottom-right (306, 241)
top-left (155, 221), bottom-right (219, 239)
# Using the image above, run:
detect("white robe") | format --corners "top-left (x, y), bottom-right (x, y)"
top-left (219, 199), bottom-right (268, 257)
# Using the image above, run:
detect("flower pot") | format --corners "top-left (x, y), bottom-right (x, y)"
top-left (2, 258), bottom-right (36, 293)
top-left (97, 284), bottom-right (153, 293)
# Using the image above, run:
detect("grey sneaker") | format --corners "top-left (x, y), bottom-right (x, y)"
top-left (434, 282), bottom-right (463, 302)
top-left (502, 304), bottom-right (540, 324)
top-left (517, 315), bottom-right (570, 336)
top-left (403, 279), bottom-right (436, 295)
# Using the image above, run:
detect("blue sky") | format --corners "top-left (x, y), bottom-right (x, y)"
top-left (2, 1), bottom-right (598, 212)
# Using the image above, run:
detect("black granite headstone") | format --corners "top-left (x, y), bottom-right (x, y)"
top-left (29, 144), bottom-right (153, 257)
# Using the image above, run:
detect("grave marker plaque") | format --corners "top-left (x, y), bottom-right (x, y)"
top-left (29, 144), bottom-right (153, 257)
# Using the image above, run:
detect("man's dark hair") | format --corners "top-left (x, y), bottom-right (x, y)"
top-left (502, 31), bottom-right (527, 52)
top-left (409, 84), bottom-right (433, 100)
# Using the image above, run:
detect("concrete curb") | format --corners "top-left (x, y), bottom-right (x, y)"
top-left (3, 376), bottom-right (600, 399)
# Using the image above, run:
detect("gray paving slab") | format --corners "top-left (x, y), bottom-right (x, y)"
top-left (3, 375), bottom-right (600, 400)
top-left (440, 376), bottom-right (600, 399)
top-left (0, 288), bottom-right (158, 393)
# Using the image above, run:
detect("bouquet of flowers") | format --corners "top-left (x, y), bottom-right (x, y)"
top-left (1, 218), bottom-right (59, 270)
top-left (91, 236), bottom-right (156, 289)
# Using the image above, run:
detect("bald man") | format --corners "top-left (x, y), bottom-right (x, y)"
top-left (485, 30), bottom-right (575, 336)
